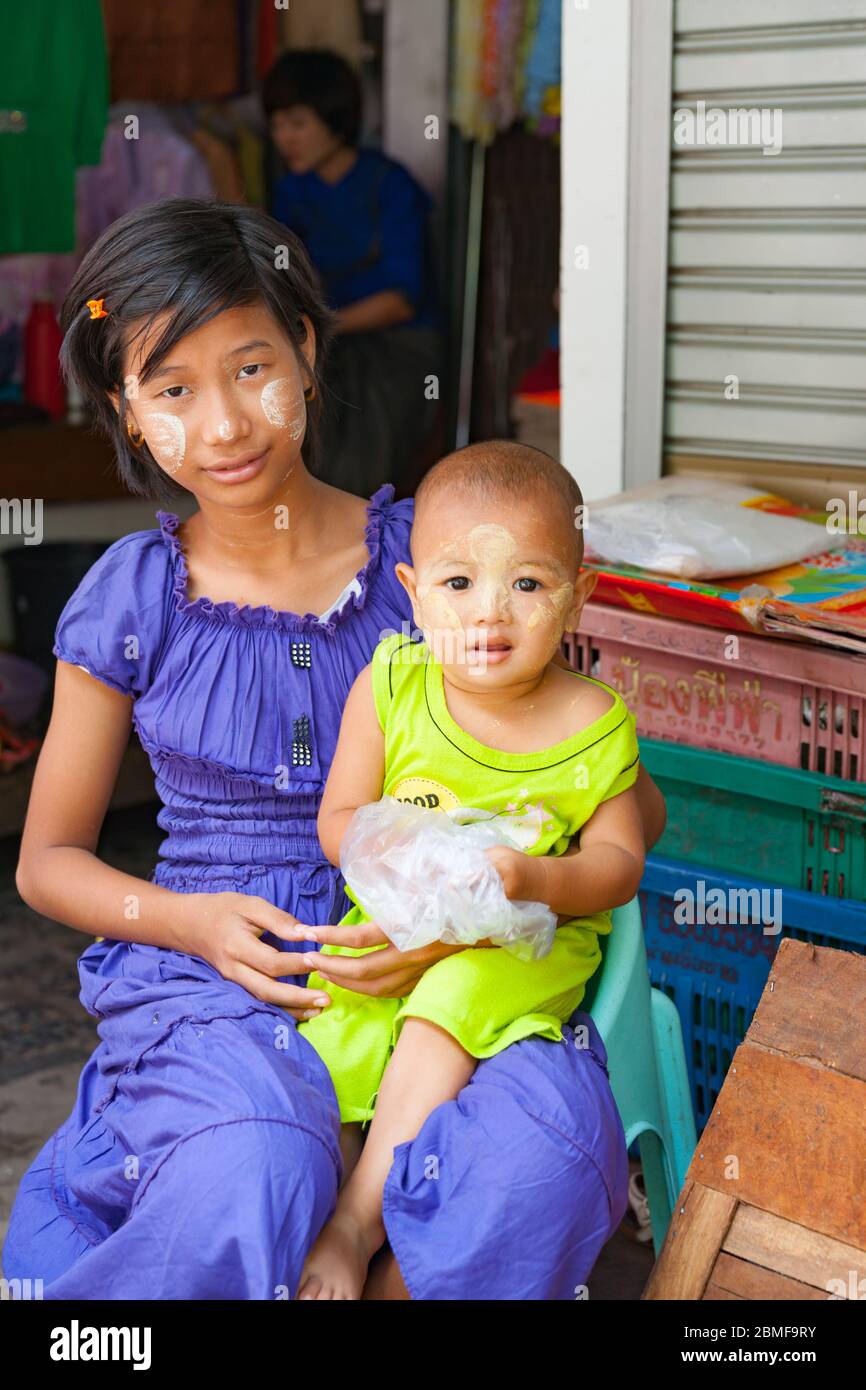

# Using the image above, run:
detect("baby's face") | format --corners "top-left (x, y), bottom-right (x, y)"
top-left (396, 491), bottom-right (596, 691)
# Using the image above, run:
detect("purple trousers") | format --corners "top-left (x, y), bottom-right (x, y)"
top-left (3, 938), bottom-right (629, 1299)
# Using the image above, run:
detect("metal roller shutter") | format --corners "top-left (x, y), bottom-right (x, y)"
top-left (665, 0), bottom-right (866, 471)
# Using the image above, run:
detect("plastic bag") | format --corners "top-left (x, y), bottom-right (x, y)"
top-left (583, 477), bottom-right (839, 580)
top-left (339, 797), bottom-right (557, 961)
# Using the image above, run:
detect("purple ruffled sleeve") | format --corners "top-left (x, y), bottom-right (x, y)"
top-left (376, 494), bottom-right (416, 628)
top-left (52, 528), bottom-right (172, 699)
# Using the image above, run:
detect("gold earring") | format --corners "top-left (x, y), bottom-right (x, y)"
top-left (127, 419), bottom-right (145, 448)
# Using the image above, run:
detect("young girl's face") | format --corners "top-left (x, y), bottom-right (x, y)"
top-left (119, 303), bottom-right (314, 504)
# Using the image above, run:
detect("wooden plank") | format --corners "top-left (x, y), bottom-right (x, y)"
top-left (643, 1180), bottom-right (738, 1300)
top-left (748, 937), bottom-right (866, 1083)
top-left (724, 1203), bottom-right (866, 1296)
top-left (704, 1282), bottom-right (744, 1300)
top-left (711, 1249), bottom-right (829, 1301)
top-left (689, 1040), bottom-right (866, 1249)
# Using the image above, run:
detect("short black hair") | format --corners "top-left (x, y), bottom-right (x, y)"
top-left (262, 49), bottom-right (362, 147)
top-left (60, 198), bottom-right (336, 502)
top-left (415, 441), bottom-right (586, 571)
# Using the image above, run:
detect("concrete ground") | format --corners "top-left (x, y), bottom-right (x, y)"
top-left (0, 802), bottom-right (655, 1298)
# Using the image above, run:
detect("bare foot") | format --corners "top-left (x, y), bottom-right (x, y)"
top-left (296, 1210), bottom-right (379, 1301)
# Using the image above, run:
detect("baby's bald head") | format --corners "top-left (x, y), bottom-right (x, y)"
top-left (412, 440), bottom-right (584, 574)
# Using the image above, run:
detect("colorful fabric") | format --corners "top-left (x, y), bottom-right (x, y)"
top-left (452, 0), bottom-right (561, 143)
top-left (522, 0), bottom-right (561, 132)
top-left (451, 0), bottom-right (487, 142)
top-left (495, 0), bottom-right (528, 129)
top-left (300, 631), bottom-right (640, 1119)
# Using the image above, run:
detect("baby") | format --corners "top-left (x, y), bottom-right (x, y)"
top-left (296, 440), bottom-right (645, 1299)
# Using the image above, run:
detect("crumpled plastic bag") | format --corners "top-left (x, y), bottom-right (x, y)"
top-left (583, 477), bottom-right (839, 579)
top-left (339, 796), bottom-right (557, 960)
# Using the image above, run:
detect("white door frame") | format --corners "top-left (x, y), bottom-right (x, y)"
top-left (560, 0), bottom-right (673, 498)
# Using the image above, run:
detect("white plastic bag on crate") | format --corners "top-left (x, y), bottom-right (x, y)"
top-left (583, 477), bottom-right (840, 580)
top-left (339, 796), bottom-right (557, 961)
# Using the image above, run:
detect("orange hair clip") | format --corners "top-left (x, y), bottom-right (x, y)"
top-left (86, 298), bottom-right (108, 319)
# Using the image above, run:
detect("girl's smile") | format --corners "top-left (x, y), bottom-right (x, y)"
top-left (201, 448), bottom-right (270, 485)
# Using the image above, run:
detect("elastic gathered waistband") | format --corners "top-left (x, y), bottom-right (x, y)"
top-left (154, 832), bottom-right (327, 867)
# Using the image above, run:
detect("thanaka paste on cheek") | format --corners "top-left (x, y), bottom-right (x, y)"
top-left (415, 584), bottom-right (462, 630)
top-left (260, 378), bottom-right (306, 438)
top-left (527, 602), bottom-right (554, 630)
top-left (141, 412), bottom-right (185, 473)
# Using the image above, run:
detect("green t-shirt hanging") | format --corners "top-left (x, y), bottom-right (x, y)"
top-left (0, 0), bottom-right (107, 253)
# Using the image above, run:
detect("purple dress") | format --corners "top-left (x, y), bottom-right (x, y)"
top-left (3, 484), bottom-right (628, 1300)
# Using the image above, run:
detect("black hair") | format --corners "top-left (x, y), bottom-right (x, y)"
top-left (60, 198), bottom-right (336, 502)
top-left (415, 441), bottom-right (586, 571)
top-left (262, 49), bottom-right (362, 147)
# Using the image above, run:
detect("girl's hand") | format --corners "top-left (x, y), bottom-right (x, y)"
top-left (283, 920), bottom-right (494, 999)
top-left (182, 891), bottom-right (335, 1021)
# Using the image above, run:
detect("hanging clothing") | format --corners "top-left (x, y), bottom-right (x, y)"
top-left (495, 0), bottom-right (528, 130)
top-left (277, 0), bottom-right (365, 71)
top-left (451, 0), bottom-right (488, 143)
top-left (522, 0), bottom-right (562, 132)
top-left (75, 112), bottom-right (215, 253)
top-left (451, 0), bottom-right (561, 145)
top-left (102, 0), bottom-right (239, 103)
top-left (0, 0), bottom-right (107, 254)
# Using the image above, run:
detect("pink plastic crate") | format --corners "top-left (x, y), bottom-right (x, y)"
top-left (563, 603), bottom-right (866, 780)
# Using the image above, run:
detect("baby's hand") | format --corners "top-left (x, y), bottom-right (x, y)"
top-left (485, 845), bottom-right (544, 902)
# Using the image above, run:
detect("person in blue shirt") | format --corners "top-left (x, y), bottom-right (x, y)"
top-left (264, 50), bottom-right (443, 497)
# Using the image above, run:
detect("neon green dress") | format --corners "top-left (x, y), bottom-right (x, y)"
top-left (298, 632), bottom-right (640, 1123)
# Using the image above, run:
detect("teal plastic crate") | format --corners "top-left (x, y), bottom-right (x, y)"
top-left (641, 739), bottom-right (866, 901)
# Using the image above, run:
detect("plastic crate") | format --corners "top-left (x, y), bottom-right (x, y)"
top-left (563, 604), bottom-right (866, 778)
top-left (640, 854), bottom-right (866, 1132)
top-left (640, 737), bottom-right (866, 900)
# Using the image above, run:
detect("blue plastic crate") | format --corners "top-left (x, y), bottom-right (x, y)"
top-left (639, 854), bottom-right (866, 1133)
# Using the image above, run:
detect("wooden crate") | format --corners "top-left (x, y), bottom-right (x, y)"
top-left (643, 937), bottom-right (866, 1301)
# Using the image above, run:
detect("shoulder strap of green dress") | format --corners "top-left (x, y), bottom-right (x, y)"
top-left (370, 632), bottom-right (428, 732)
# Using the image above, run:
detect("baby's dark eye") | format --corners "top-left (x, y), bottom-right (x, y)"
top-left (445, 576), bottom-right (470, 591)
top-left (515, 577), bottom-right (541, 592)
top-left (239, 364), bottom-right (263, 379)
top-left (161, 385), bottom-right (187, 400)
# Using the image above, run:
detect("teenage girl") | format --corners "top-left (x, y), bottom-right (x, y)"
top-left (3, 198), bottom-right (665, 1299)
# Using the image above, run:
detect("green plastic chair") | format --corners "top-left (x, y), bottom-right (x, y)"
top-left (582, 896), bottom-right (697, 1254)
